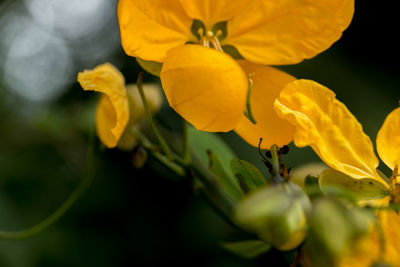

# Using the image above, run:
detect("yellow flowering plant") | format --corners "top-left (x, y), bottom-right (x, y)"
top-left (118, 0), bottom-right (355, 148)
top-left (274, 79), bottom-right (400, 266)
top-left (4, 1), bottom-right (397, 267)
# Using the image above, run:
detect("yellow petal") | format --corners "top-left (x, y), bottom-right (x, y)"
top-left (234, 61), bottom-right (295, 149)
top-left (339, 210), bottom-right (400, 267)
top-left (224, 0), bottom-right (354, 65)
top-left (179, 0), bottom-right (251, 29)
top-left (78, 63), bottom-right (129, 148)
top-left (160, 45), bottom-right (248, 132)
top-left (125, 83), bottom-right (162, 126)
top-left (118, 0), bottom-right (193, 62)
top-left (377, 107), bottom-right (400, 171)
top-left (274, 80), bottom-right (384, 184)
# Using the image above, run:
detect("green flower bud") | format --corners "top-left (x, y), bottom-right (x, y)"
top-left (235, 182), bottom-right (311, 250)
top-left (305, 198), bottom-right (375, 266)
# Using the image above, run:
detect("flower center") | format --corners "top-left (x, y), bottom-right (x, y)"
top-left (197, 28), bottom-right (223, 51)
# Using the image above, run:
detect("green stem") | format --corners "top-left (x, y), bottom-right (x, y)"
top-left (130, 126), bottom-right (238, 231)
top-left (0, 132), bottom-right (96, 240)
top-left (136, 72), bottom-right (174, 161)
top-left (130, 127), bottom-right (186, 177)
top-left (190, 152), bottom-right (236, 217)
top-left (182, 120), bottom-right (191, 166)
top-left (270, 145), bottom-right (284, 184)
top-left (243, 74), bottom-right (257, 124)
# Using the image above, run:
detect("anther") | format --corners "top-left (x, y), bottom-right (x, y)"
top-left (206, 30), bottom-right (214, 38)
top-left (197, 28), bottom-right (204, 37)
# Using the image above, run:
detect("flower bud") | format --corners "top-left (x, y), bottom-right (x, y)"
top-left (235, 182), bottom-right (311, 250)
top-left (131, 146), bottom-right (148, 169)
top-left (304, 198), bottom-right (375, 266)
top-left (126, 83), bottom-right (162, 125)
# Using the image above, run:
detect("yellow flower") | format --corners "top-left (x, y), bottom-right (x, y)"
top-left (274, 79), bottom-right (400, 266)
top-left (78, 63), bottom-right (162, 148)
top-left (117, 0), bottom-right (354, 145)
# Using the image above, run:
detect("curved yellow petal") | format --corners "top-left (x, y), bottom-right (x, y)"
top-left (339, 210), bottom-right (400, 267)
top-left (377, 107), bottom-right (400, 171)
top-left (118, 0), bottom-right (193, 62)
top-left (179, 0), bottom-right (251, 29)
top-left (274, 80), bottom-right (384, 184)
top-left (224, 0), bottom-right (354, 65)
top-left (78, 63), bottom-right (129, 148)
top-left (160, 45), bottom-right (248, 132)
top-left (234, 61), bottom-right (295, 149)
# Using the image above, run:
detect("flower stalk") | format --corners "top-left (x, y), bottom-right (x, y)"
top-left (136, 72), bottom-right (174, 161)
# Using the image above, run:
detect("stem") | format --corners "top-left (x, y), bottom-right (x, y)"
top-left (0, 131), bottom-right (96, 239)
top-left (290, 250), bottom-right (301, 267)
top-left (189, 152), bottom-right (236, 218)
top-left (129, 127), bottom-right (186, 177)
top-left (130, 126), bottom-right (239, 232)
top-left (182, 120), bottom-right (191, 166)
top-left (270, 145), bottom-right (285, 183)
top-left (136, 72), bottom-right (174, 161)
top-left (243, 73), bottom-right (257, 124)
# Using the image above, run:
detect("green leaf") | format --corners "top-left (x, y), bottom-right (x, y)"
top-left (189, 126), bottom-right (236, 173)
top-left (221, 240), bottom-right (271, 259)
top-left (230, 159), bottom-right (267, 192)
top-left (136, 58), bottom-right (162, 77)
top-left (208, 151), bottom-right (243, 201)
top-left (319, 169), bottom-right (389, 201)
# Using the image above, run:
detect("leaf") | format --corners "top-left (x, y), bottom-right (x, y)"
top-left (189, 126), bottom-right (236, 173)
top-left (221, 240), bottom-right (271, 259)
top-left (319, 169), bottom-right (389, 201)
top-left (136, 58), bottom-right (162, 77)
top-left (274, 79), bottom-right (384, 184)
top-left (230, 159), bottom-right (267, 192)
top-left (208, 151), bottom-right (243, 201)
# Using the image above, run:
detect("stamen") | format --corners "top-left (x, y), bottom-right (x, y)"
top-left (197, 27), bottom-right (224, 52)
top-left (209, 37), bottom-right (223, 51)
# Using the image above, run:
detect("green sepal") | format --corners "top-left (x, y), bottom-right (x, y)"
top-left (319, 169), bottom-right (389, 201)
top-left (190, 19), bottom-right (205, 41)
top-left (208, 151), bottom-right (244, 201)
top-left (304, 175), bottom-right (323, 199)
top-left (136, 58), bottom-right (162, 77)
top-left (222, 45), bottom-right (244, 60)
top-left (230, 159), bottom-right (267, 192)
top-left (221, 240), bottom-right (271, 259)
top-left (211, 21), bottom-right (227, 41)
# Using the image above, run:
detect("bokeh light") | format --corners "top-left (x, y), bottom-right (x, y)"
top-left (0, 0), bottom-right (120, 102)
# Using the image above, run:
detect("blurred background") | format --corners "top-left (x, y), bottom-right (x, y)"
top-left (0, 0), bottom-right (398, 266)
